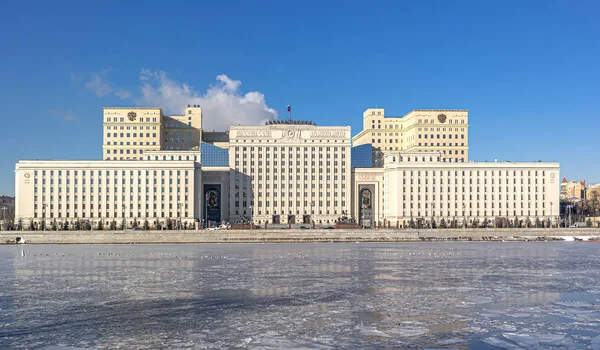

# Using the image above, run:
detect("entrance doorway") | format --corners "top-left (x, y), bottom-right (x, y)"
top-left (203, 185), bottom-right (221, 227)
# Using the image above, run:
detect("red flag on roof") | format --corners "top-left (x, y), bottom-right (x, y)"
top-left (287, 105), bottom-right (291, 113)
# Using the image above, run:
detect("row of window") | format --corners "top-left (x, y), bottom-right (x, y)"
top-left (235, 152), bottom-right (346, 159)
top-left (106, 126), bottom-right (157, 130)
top-left (106, 141), bottom-right (158, 146)
top-left (166, 138), bottom-right (193, 143)
top-left (239, 200), bottom-right (345, 208)
top-left (397, 170), bottom-right (546, 176)
top-left (417, 127), bottom-right (466, 132)
top-left (35, 177), bottom-right (190, 185)
top-left (401, 178), bottom-right (545, 185)
top-left (34, 170), bottom-right (190, 177)
top-left (246, 191), bottom-right (345, 199)
top-left (234, 162), bottom-right (346, 168)
top-left (417, 119), bottom-right (466, 124)
top-left (378, 157), bottom-right (464, 163)
top-left (398, 210), bottom-right (547, 217)
top-left (235, 170), bottom-right (346, 180)
top-left (35, 203), bottom-right (190, 211)
top-left (232, 139), bottom-right (347, 144)
top-left (106, 117), bottom-right (158, 123)
top-left (36, 194), bottom-right (189, 202)
top-left (34, 185), bottom-right (190, 194)
top-left (250, 175), bottom-right (347, 186)
top-left (106, 149), bottom-right (146, 155)
top-left (106, 132), bottom-right (157, 138)
top-left (418, 134), bottom-right (465, 140)
top-left (164, 122), bottom-right (193, 128)
top-left (398, 194), bottom-right (546, 203)
top-left (34, 212), bottom-right (188, 219)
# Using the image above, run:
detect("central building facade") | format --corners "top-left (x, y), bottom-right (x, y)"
top-left (226, 123), bottom-right (351, 225)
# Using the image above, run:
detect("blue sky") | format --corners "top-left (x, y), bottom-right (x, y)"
top-left (0, 0), bottom-right (599, 195)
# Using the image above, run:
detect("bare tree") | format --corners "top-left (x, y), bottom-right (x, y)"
top-left (587, 190), bottom-right (600, 217)
top-left (0, 206), bottom-right (15, 227)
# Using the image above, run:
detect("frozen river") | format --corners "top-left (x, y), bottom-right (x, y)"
top-left (0, 242), bottom-right (599, 349)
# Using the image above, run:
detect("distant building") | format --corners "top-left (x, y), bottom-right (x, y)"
top-left (202, 131), bottom-right (230, 149)
top-left (560, 177), bottom-right (586, 201)
top-left (102, 105), bottom-right (202, 161)
top-left (352, 108), bottom-right (469, 167)
top-left (0, 195), bottom-right (15, 207)
top-left (586, 183), bottom-right (600, 197)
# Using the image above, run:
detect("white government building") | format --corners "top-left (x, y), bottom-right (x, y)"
top-left (13, 106), bottom-right (560, 229)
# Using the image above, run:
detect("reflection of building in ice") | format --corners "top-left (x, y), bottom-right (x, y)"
top-left (12, 254), bottom-right (196, 288)
top-left (499, 292), bottom-right (561, 305)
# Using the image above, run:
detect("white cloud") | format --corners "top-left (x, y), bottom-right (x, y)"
top-left (137, 70), bottom-right (278, 131)
top-left (114, 89), bottom-right (132, 99)
top-left (70, 73), bottom-right (82, 84)
top-left (63, 114), bottom-right (77, 121)
top-left (84, 68), bottom-right (131, 100)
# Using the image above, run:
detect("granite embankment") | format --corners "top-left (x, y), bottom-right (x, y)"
top-left (2, 228), bottom-right (600, 244)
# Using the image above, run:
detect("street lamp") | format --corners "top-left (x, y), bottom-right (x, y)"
top-left (550, 202), bottom-right (553, 228)
top-left (310, 201), bottom-right (315, 227)
top-left (122, 204), bottom-right (126, 230)
top-left (361, 203), bottom-right (366, 229)
top-left (42, 204), bottom-right (46, 232)
top-left (177, 203), bottom-right (183, 230)
top-left (249, 205), bottom-right (253, 230)
top-left (462, 203), bottom-right (466, 228)
top-left (430, 202), bottom-right (435, 229)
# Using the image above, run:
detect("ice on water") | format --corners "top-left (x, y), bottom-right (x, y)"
top-left (0, 242), bottom-right (599, 349)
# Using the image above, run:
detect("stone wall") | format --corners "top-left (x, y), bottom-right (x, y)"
top-left (2, 228), bottom-right (600, 244)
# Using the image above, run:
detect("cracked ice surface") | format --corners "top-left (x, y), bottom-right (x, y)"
top-left (0, 242), bottom-right (599, 349)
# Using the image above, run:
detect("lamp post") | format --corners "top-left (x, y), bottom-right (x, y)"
top-left (177, 203), bottom-right (183, 230)
top-left (462, 203), bottom-right (466, 228)
top-left (205, 192), bottom-right (209, 228)
top-left (550, 202), bottom-right (553, 228)
top-left (42, 204), bottom-right (46, 231)
top-left (310, 201), bottom-right (315, 227)
top-left (430, 202), bottom-right (435, 229)
top-left (198, 192), bottom-right (202, 230)
top-left (249, 205), bottom-right (253, 230)
top-left (122, 204), bottom-right (126, 230)
top-left (361, 203), bottom-right (366, 229)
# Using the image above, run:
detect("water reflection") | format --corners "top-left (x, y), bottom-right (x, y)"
top-left (0, 243), bottom-right (598, 349)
